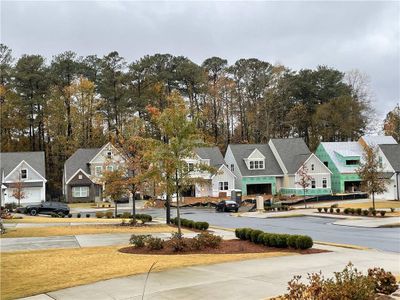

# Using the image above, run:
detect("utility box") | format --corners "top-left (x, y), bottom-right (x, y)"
top-left (256, 195), bottom-right (264, 212)
top-left (231, 189), bottom-right (242, 204)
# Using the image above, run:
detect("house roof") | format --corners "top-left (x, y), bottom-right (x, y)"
top-left (0, 151), bottom-right (46, 179)
top-left (361, 135), bottom-right (397, 147)
top-left (319, 142), bottom-right (364, 173)
top-left (194, 147), bottom-right (225, 167)
top-left (228, 144), bottom-right (283, 176)
top-left (380, 144), bottom-right (400, 172)
top-left (270, 138), bottom-right (311, 174)
top-left (64, 148), bottom-right (100, 181)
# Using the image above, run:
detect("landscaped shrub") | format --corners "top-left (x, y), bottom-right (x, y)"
top-left (296, 235), bottom-right (313, 249)
top-left (287, 235), bottom-right (301, 248)
top-left (146, 236), bottom-right (164, 250)
top-left (95, 212), bottom-right (104, 218)
top-left (121, 212), bottom-right (131, 219)
top-left (336, 208), bottom-right (340, 213)
top-left (77, 213), bottom-right (81, 218)
top-left (261, 233), bottom-right (272, 246)
top-left (329, 207), bottom-right (334, 213)
top-left (250, 230), bottom-right (263, 243)
top-left (371, 210), bottom-right (377, 217)
top-left (267, 234), bottom-right (278, 247)
top-left (330, 204), bottom-right (338, 208)
top-left (323, 207), bottom-right (328, 213)
top-left (380, 211), bottom-right (386, 217)
top-left (363, 210), bottom-right (369, 216)
top-left (350, 208), bottom-right (356, 215)
top-left (244, 228), bottom-right (254, 240)
top-left (257, 232), bottom-right (268, 244)
top-left (276, 234), bottom-right (290, 248)
top-left (134, 214), bottom-right (152, 224)
top-left (170, 232), bottom-right (187, 252)
top-left (235, 228), bottom-right (242, 239)
top-left (58, 212), bottom-right (65, 218)
top-left (368, 267), bottom-right (398, 295)
top-left (130, 234), bottom-right (150, 248)
top-left (390, 207), bottom-right (395, 212)
top-left (317, 207), bottom-right (322, 213)
top-left (195, 222), bottom-right (209, 230)
top-left (356, 208), bottom-right (362, 215)
top-left (86, 213), bottom-right (90, 218)
top-left (51, 212), bottom-right (59, 218)
top-left (68, 213), bottom-right (72, 218)
top-left (192, 232), bottom-right (222, 249)
top-left (344, 208), bottom-right (350, 214)
top-left (105, 211), bottom-right (113, 219)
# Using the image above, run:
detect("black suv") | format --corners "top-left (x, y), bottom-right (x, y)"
top-left (25, 202), bottom-right (70, 216)
top-left (215, 200), bottom-right (239, 213)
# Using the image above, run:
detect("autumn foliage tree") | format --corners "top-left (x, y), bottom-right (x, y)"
top-left (101, 167), bottom-right (128, 216)
top-left (12, 173), bottom-right (26, 207)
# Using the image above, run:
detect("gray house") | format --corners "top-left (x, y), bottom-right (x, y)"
top-left (63, 143), bottom-right (127, 203)
top-left (1, 152), bottom-right (47, 206)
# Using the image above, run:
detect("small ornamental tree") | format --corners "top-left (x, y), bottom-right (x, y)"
top-left (296, 163), bottom-right (313, 208)
top-left (101, 167), bottom-right (128, 215)
top-left (357, 146), bottom-right (389, 210)
top-left (12, 175), bottom-right (26, 207)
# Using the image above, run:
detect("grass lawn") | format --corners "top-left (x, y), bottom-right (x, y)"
top-left (339, 200), bottom-right (400, 209)
top-left (3, 216), bottom-right (124, 224)
top-left (0, 246), bottom-right (295, 300)
top-left (1, 224), bottom-right (188, 238)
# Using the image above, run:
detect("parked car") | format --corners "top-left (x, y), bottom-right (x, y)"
top-left (216, 200), bottom-right (239, 212)
top-left (25, 202), bottom-right (70, 216)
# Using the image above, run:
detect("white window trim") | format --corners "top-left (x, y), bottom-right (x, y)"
top-left (72, 186), bottom-right (89, 198)
top-left (248, 159), bottom-right (265, 170)
top-left (95, 166), bottom-right (103, 176)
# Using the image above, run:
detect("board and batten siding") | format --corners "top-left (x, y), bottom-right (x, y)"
top-left (211, 165), bottom-right (236, 197)
top-left (224, 146), bottom-right (242, 190)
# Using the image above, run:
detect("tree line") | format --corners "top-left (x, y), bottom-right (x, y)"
top-left (1, 43), bottom-right (398, 198)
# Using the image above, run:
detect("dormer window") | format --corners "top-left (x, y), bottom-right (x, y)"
top-left (249, 160), bottom-right (264, 170)
top-left (21, 169), bottom-right (27, 179)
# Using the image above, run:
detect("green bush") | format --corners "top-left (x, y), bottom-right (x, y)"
top-left (257, 232), bottom-right (267, 244)
top-left (267, 234), bottom-right (278, 247)
top-left (379, 211), bottom-right (386, 217)
top-left (296, 235), bottom-right (313, 249)
top-left (276, 234), bottom-right (290, 248)
top-left (261, 233), bottom-right (272, 246)
top-left (371, 210), bottom-right (377, 217)
top-left (135, 214), bottom-right (152, 224)
top-left (86, 213), bottom-right (90, 218)
top-left (51, 212), bottom-right (59, 218)
top-left (244, 228), bottom-right (254, 240)
top-left (145, 236), bottom-right (164, 250)
top-left (77, 213), bottom-right (81, 218)
top-left (363, 210), bottom-right (369, 216)
top-left (350, 208), bottom-right (356, 215)
top-left (58, 212), bottom-right (65, 218)
top-left (329, 207), bottom-right (334, 213)
top-left (196, 221), bottom-right (209, 230)
top-left (317, 207), bottom-right (322, 212)
top-left (95, 212), bottom-right (105, 218)
top-left (68, 213), bottom-right (72, 218)
top-left (105, 211), bottom-right (113, 219)
top-left (390, 207), bottom-right (395, 212)
top-left (121, 212), bottom-right (131, 219)
top-left (235, 228), bottom-right (242, 239)
top-left (129, 234), bottom-right (150, 248)
top-left (250, 230), bottom-right (263, 243)
top-left (323, 207), bottom-right (328, 213)
top-left (336, 208), bottom-right (340, 213)
top-left (330, 204), bottom-right (338, 208)
top-left (287, 235), bottom-right (301, 248)
top-left (356, 208), bottom-right (362, 215)
top-left (344, 208), bottom-right (350, 214)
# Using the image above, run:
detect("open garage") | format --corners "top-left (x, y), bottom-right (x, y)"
top-left (246, 183), bottom-right (272, 195)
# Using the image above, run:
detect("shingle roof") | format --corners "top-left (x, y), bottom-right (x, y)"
top-left (270, 138), bottom-right (311, 174)
top-left (194, 147), bottom-right (225, 167)
top-left (380, 144), bottom-right (400, 172)
top-left (361, 135), bottom-right (397, 147)
top-left (228, 144), bottom-right (283, 176)
top-left (64, 148), bottom-right (100, 181)
top-left (320, 142), bottom-right (363, 173)
top-left (0, 152), bottom-right (46, 179)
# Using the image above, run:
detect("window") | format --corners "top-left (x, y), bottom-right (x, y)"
top-left (323, 161), bottom-right (329, 167)
top-left (95, 166), bottom-right (102, 176)
top-left (311, 179), bottom-right (316, 189)
top-left (21, 169), bottom-right (27, 179)
top-left (249, 160), bottom-right (264, 170)
top-left (346, 160), bottom-right (359, 166)
top-left (311, 164), bottom-right (314, 171)
top-left (188, 163), bottom-right (194, 172)
top-left (78, 174), bottom-right (83, 179)
top-left (322, 178), bottom-right (327, 188)
top-left (378, 156), bottom-right (383, 168)
top-left (72, 186), bottom-right (89, 198)
top-left (107, 151), bottom-right (112, 158)
top-left (219, 181), bottom-right (229, 190)
top-left (230, 164), bottom-right (234, 172)
top-left (106, 165), bottom-right (113, 172)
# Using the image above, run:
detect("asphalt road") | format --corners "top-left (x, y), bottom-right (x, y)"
top-left (134, 207), bottom-right (399, 253)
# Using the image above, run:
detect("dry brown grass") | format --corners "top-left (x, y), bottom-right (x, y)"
top-left (1, 224), bottom-right (188, 238)
top-left (0, 246), bottom-right (295, 300)
top-left (339, 200), bottom-right (400, 209)
top-left (3, 216), bottom-right (123, 224)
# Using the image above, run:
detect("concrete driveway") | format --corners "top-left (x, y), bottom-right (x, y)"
top-left (19, 245), bottom-right (400, 300)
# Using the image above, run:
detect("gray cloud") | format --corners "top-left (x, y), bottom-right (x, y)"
top-left (1, 0), bottom-right (399, 118)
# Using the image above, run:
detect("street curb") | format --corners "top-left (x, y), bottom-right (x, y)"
top-left (314, 241), bottom-right (369, 250)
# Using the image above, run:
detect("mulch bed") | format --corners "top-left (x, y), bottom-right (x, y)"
top-left (119, 239), bottom-right (328, 255)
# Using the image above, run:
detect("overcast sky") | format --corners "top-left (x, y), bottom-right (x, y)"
top-left (1, 1), bottom-right (399, 119)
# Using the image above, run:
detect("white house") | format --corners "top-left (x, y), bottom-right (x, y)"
top-left (184, 147), bottom-right (236, 198)
top-left (378, 144), bottom-right (400, 200)
top-left (1, 152), bottom-right (47, 205)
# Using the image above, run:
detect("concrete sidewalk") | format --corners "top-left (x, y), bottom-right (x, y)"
top-left (0, 227), bottom-right (235, 252)
top-left (19, 245), bottom-right (400, 300)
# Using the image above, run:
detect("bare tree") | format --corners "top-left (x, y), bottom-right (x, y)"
top-left (296, 164), bottom-right (313, 208)
top-left (12, 174), bottom-right (26, 207)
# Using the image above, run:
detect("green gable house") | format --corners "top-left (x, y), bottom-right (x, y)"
top-left (225, 138), bottom-right (332, 196)
top-left (315, 135), bottom-right (397, 194)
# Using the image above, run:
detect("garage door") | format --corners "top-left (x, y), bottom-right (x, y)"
top-left (246, 184), bottom-right (272, 195)
top-left (6, 187), bottom-right (42, 204)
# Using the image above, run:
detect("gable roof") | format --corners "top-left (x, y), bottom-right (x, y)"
top-left (0, 152), bottom-right (46, 179)
top-left (270, 138), bottom-right (311, 174)
top-left (64, 148), bottom-right (100, 181)
top-left (194, 147), bottom-right (225, 167)
top-left (228, 144), bottom-right (283, 176)
top-left (319, 142), bottom-right (363, 173)
top-left (380, 144), bottom-right (400, 172)
top-left (360, 135), bottom-right (397, 147)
